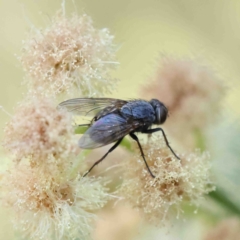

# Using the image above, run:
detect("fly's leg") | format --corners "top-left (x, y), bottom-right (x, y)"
top-left (146, 126), bottom-right (152, 142)
top-left (83, 138), bottom-right (123, 177)
top-left (78, 124), bottom-right (90, 127)
top-left (76, 124), bottom-right (90, 134)
top-left (129, 132), bottom-right (155, 178)
top-left (142, 128), bottom-right (180, 160)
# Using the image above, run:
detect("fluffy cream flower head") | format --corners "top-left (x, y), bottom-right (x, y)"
top-left (21, 11), bottom-right (118, 97)
top-left (3, 97), bottom-right (78, 172)
top-left (2, 163), bottom-right (111, 240)
top-left (141, 57), bottom-right (225, 149)
top-left (120, 136), bottom-right (215, 224)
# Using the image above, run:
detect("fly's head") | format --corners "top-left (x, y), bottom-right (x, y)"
top-left (149, 99), bottom-right (168, 125)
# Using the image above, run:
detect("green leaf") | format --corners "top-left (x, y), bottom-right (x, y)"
top-left (120, 138), bottom-right (133, 152)
top-left (75, 125), bottom-right (88, 134)
top-left (209, 189), bottom-right (240, 216)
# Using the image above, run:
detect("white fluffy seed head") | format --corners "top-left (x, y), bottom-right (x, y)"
top-left (3, 97), bottom-right (79, 175)
top-left (20, 11), bottom-right (118, 98)
top-left (2, 163), bottom-right (111, 240)
top-left (120, 136), bottom-right (215, 224)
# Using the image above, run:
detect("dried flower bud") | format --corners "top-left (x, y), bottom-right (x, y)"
top-left (204, 218), bottom-right (240, 240)
top-left (20, 11), bottom-right (118, 97)
top-left (119, 136), bottom-right (215, 224)
top-left (141, 57), bottom-right (225, 149)
top-left (93, 203), bottom-right (140, 240)
top-left (3, 97), bottom-right (78, 174)
top-left (2, 163), bottom-right (111, 240)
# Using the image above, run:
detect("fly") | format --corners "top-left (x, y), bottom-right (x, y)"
top-left (58, 98), bottom-right (180, 178)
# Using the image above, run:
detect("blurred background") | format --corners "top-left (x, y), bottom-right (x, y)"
top-left (0, 0), bottom-right (240, 239)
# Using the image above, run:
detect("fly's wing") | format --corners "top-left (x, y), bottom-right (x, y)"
top-left (79, 113), bottom-right (141, 149)
top-left (58, 98), bottom-right (127, 117)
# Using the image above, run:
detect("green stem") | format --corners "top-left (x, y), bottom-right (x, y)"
top-left (70, 149), bottom-right (91, 178)
top-left (209, 189), bottom-right (240, 216)
top-left (194, 127), bottom-right (206, 150)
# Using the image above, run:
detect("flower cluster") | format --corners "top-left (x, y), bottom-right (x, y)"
top-left (2, 97), bottom-right (112, 239)
top-left (21, 11), bottom-right (118, 97)
top-left (141, 57), bottom-right (225, 149)
top-left (1, 5), bottom-right (219, 240)
top-left (3, 97), bottom-right (77, 166)
top-left (1, 9), bottom-right (116, 239)
top-left (119, 136), bottom-right (214, 224)
top-left (2, 163), bottom-right (110, 240)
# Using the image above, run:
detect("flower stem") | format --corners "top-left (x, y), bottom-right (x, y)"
top-left (209, 188), bottom-right (240, 216)
top-left (194, 127), bottom-right (206, 150)
top-left (70, 149), bottom-right (91, 178)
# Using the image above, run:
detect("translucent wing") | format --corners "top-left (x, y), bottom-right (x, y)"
top-left (58, 98), bottom-right (127, 117)
top-left (78, 113), bottom-right (141, 149)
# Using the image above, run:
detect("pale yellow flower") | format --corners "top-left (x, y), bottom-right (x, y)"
top-left (3, 97), bottom-right (78, 174)
top-left (119, 136), bottom-right (215, 224)
top-left (141, 57), bottom-right (225, 149)
top-left (20, 11), bottom-right (118, 97)
top-left (2, 163), bottom-right (110, 240)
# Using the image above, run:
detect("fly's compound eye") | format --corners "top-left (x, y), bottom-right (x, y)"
top-left (149, 99), bottom-right (168, 124)
top-left (156, 104), bottom-right (168, 124)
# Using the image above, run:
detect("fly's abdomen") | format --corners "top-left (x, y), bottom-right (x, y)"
top-left (78, 113), bottom-right (131, 149)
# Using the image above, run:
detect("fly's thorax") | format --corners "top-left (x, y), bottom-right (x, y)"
top-left (149, 99), bottom-right (168, 124)
top-left (120, 100), bottom-right (155, 123)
